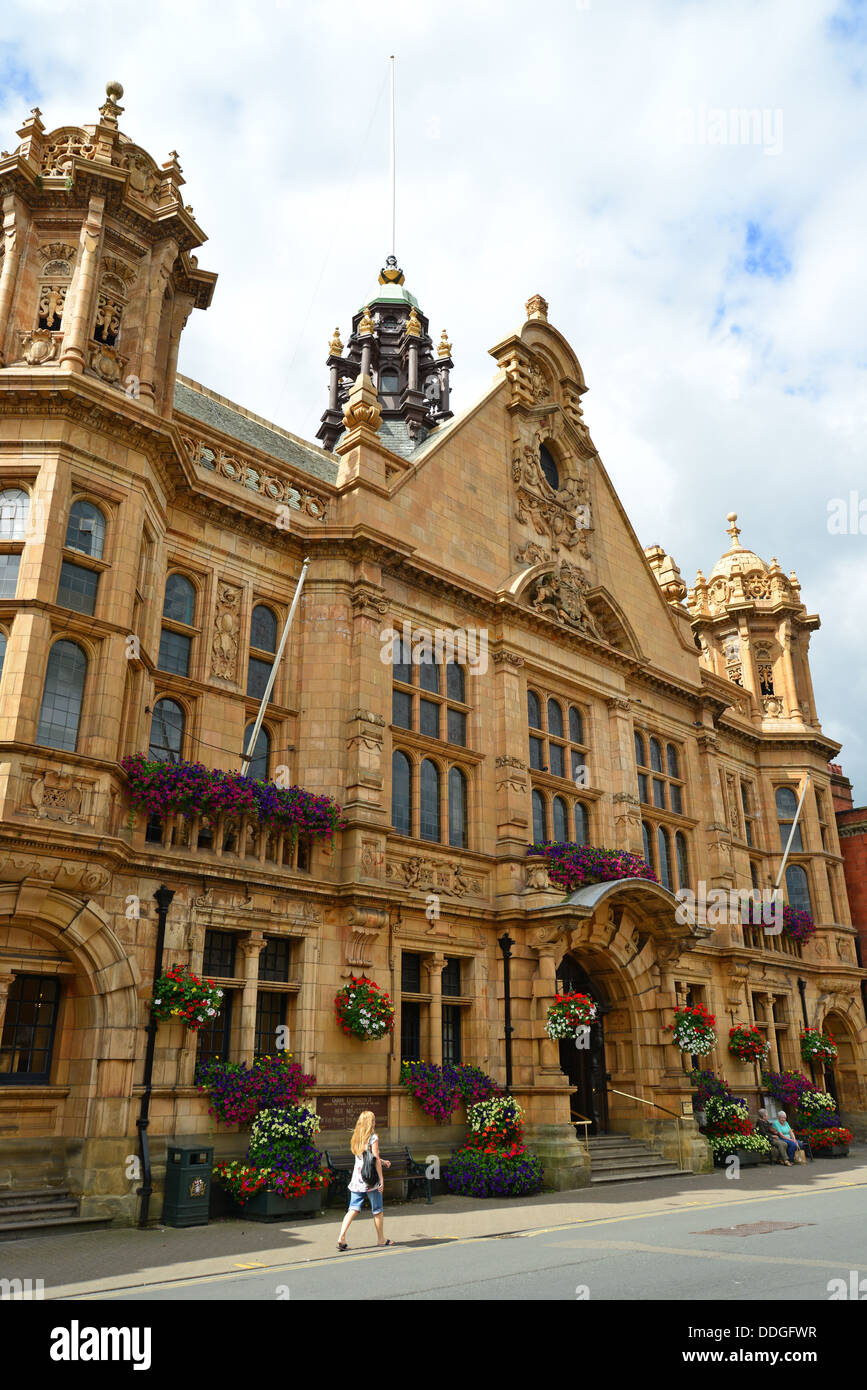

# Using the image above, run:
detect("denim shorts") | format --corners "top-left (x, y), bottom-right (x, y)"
top-left (348, 1186), bottom-right (383, 1215)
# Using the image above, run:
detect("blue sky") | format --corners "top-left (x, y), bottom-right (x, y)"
top-left (1, 0), bottom-right (866, 801)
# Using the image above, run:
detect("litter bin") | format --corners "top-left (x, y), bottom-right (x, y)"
top-left (162, 1144), bottom-right (213, 1227)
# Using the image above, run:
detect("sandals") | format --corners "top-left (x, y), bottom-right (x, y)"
top-left (377, 1239), bottom-right (395, 1248)
top-left (337, 1241), bottom-right (348, 1251)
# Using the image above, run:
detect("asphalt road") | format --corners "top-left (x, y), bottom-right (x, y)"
top-left (70, 1180), bottom-right (866, 1302)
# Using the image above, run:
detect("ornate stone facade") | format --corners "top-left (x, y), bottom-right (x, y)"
top-left (0, 86), bottom-right (863, 1224)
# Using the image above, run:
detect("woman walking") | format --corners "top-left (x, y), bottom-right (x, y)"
top-left (337, 1110), bottom-right (394, 1252)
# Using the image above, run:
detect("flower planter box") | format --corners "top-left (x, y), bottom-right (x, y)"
top-left (816, 1144), bottom-right (849, 1159)
top-left (230, 1188), bottom-right (322, 1222)
top-left (713, 1147), bottom-right (762, 1168)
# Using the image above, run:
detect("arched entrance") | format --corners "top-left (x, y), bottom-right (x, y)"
top-left (822, 1011), bottom-right (861, 1113)
top-left (556, 954), bottom-right (609, 1134)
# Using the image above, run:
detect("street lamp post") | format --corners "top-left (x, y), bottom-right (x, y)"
top-left (498, 932), bottom-right (515, 1094)
top-left (137, 884), bottom-right (175, 1228)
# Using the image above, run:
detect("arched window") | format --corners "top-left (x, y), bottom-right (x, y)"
top-left (392, 751), bottom-right (412, 836)
top-left (574, 802), bottom-right (589, 844)
top-left (420, 759), bottom-right (441, 842)
top-left (65, 500), bottom-right (106, 559)
top-left (641, 821), bottom-right (655, 873)
top-left (0, 487), bottom-right (30, 540)
top-left (569, 707), bottom-right (584, 745)
top-left (539, 443), bottom-right (559, 490)
top-left (36, 641), bottom-right (87, 752)
top-left (148, 698), bottom-right (185, 763)
top-left (527, 691), bottom-right (542, 729)
top-left (244, 723), bottom-right (270, 782)
top-left (650, 737), bottom-right (663, 773)
top-left (446, 663), bottom-right (465, 703)
top-left (248, 605), bottom-right (278, 700)
top-left (657, 826), bottom-right (673, 891)
top-left (634, 732), bottom-right (646, 766)
top-left (786, 864), bottom-right (812, 915)
top-left (159, 574), bottom-right (196, 677)
top-left (448, 767), bottom-right (468, 849)
top-left (251, 605), bottom-right (278, 653)
top-left (0, 630), bottom-right (6, 683)
top-left (675, 832), bottom-right (689, 890)
top-left (666, 744), bottom-right (680, 780)
top-left (393, 634), bottom-right (412, 684)
top-left (547, 699), bottom-right (564, 739)
top-left (552, 795), bottom-right (568, 842)
top-left (776, 787), bottom-right (803, 851)
top-left (163, 574), bottom-right (196, 625)
top-left (532, 789), bottom-right (547, 843)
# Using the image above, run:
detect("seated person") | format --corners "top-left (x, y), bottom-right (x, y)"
top-left (756, 1109), bottom-right (791, 1164)
top-left (771, 1110), bottom-right (803, 1162)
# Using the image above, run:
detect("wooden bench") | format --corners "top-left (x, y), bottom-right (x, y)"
top-left (322, 1145), bottom-right (433, 1207)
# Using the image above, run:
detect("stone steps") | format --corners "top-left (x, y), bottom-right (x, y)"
top-left (587, 1134), bottom-right (690, 1185)
top-left (0, 1188), bottom-right (113, 1240)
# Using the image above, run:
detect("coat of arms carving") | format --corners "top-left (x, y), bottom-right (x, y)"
top-left (527, 563), bottom-right (604, 640)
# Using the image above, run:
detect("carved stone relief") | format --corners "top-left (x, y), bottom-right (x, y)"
top-left (512, 440), bottom-right (591, 557)
top-left (385, 856), bottom-right (485, 898)
top-left (526, 562), bottom-right (605, 640)
top-left (210, 582), bottom-right (243, 681)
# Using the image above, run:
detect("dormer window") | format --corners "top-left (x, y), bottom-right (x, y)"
top-left (539, 443), bottom-right (559, 490)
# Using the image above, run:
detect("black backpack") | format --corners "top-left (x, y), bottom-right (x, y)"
top-left (360, 1141), bottom-right (378, 1188)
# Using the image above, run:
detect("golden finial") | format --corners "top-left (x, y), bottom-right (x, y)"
top-left (437, 329), bottom-right (452, 359)
top-left (405, 306), bottom-right (421, 338)
top-left (726, 512), bottom-right (742, 548)
top-left (329, 326), bottom-right (343, 355)
top-left (358, 305), bottom-right (374, 336)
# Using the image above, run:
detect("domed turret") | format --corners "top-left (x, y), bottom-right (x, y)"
top-left (317, 255), bottom-right (453, 452)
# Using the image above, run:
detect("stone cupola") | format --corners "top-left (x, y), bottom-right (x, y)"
top-left (317, 255), bottom-right (453, 452)
top-left (0, 81), bottom-right (216, 416)
top-left (688, 512), bottom-right (820, 726)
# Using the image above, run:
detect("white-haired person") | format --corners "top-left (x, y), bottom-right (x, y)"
top-left (336, 1110), bottom-right (394, 1252)
top-left (771, 1110), bottom-right (803, 1163)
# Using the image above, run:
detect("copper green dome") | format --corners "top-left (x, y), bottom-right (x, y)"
top-left (358, 281), bottom-right (420, 312)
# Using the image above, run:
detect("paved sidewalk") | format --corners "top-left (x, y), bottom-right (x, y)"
top-left (2, 1147), bottom-right (864, 1299)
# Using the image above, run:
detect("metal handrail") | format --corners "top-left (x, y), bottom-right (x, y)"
top-left (569, 1106), bottom-right (592, 1156)
top-left (608, 1087), bottom-right (686, 1171)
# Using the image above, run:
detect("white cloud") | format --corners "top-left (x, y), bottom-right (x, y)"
top-left (2, 0), bottom-right (866, 795)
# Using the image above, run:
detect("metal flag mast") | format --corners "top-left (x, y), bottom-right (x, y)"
top-left (774, 770), bottom-right (812, 892)
top-left (389, 54), bottom-right (396, 259)
top-left (240, 557), bottom-right (310, 778)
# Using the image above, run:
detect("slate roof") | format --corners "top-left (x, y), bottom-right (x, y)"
top-left (174, 376), bottom-right (339, 486)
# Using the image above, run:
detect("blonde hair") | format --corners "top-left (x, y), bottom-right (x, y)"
top-left (350, 1110), bottom-right (376, 1157)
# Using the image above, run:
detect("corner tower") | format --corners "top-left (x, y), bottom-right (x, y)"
top-left (317, 255), bottom-right (453, 451)
top-left (0, 82), bottom-right (216, 416)
top-left (688, 513), bottom-right (821, 727)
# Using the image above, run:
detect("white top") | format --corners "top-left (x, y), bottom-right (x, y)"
top-left (348, 1134), bottom-right (378, 1192)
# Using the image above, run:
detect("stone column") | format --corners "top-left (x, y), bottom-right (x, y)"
top-left (237, 934), bottom-right (265, 1062)
top-left (425, 955), bottom-right (445, 1065)
top-left (779, 618), bottom-right (801, 719)
top-left (530, 938), bottom-right (562, 1077)
top-left (0, 973), bottom-right (16, 1039)
top-left (138, 239), bottom-right (178, 408)
top-left (606, 696), bottom-right (644, 854)
top-left (59, 194), bottom-right (105, 372)
top-left (0, 196), bottom-right (29, 356)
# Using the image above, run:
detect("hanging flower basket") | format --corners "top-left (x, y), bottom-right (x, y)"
top-left (545, 992), bottom-right (598, 1040)
top-left (150, 966), bottom-right (223, 1031)
top-left (728, 1024), bottom-right (770, 1064)
top-left (668, 1003), bottom-right (717, 1055)
top-left (334, 976), bottom-right (395, 1040)
top-left (783, 905), bottom-right (816, 943)
top-left (121, 754), bottom-right (344, 840)
top-left (527, 842), bottom-right (657, 893)
top-left (800, 1028), bottom-right (838, 1064)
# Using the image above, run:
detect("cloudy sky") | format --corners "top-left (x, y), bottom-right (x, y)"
top-left (2, 0), bottom-right (866, 797)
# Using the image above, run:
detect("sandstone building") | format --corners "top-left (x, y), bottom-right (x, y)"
top-left (0, 87), bottom-right (864, 1223)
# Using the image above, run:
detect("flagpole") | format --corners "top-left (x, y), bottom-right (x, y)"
top-left (389, 54), bottom-right (396, 259)
top-left (240, 557), bottom-right (310, 778)
top-left (774, 771), bottom-right (812, 892)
